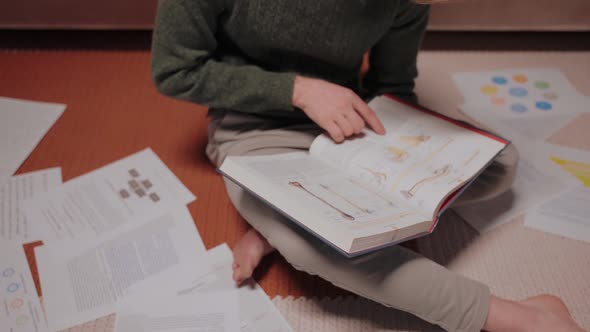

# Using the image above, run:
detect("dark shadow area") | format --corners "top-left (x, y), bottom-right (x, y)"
top-left (422, 31), bottom-right (590, 51)
top-left (1, 29), bottom-right (589, 51)
top-left (0, 29), bottom-right (152, 50)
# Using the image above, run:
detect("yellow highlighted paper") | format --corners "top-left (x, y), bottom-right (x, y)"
top-left (550, 156), bottom-right (590, 188)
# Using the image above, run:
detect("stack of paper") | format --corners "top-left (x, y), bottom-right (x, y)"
top-left (0, 96), bottom-right (65, 331)
top-left (8, 147), bottom-right (291, 331)
top-left (116, 244), bottom-right (293, 332)
top-left (1, 96), bottom-right (291, 331)
top-left (452, 69), bottom-right (590, 243)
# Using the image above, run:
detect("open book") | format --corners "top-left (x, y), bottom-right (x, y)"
top-left (219, 96), bottom-right (509, 257)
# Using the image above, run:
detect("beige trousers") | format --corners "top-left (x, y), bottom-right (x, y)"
top-left (206, 111), bottom-right (518, 332)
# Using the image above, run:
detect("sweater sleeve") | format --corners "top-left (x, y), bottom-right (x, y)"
top-left (362, 1), bottom-right (430, 104)
top-left (151, 0), bottom-right (296, 113)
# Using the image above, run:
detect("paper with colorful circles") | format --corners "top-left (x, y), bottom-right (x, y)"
top-left (0, 243), bottom-right (49, 331)
top-left (460, 101), bottom-right (576, 141)
top-left (453, 69), bottom-right (588, 119)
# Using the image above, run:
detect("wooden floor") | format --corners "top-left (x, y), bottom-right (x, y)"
top-left (0, 49), bottom-right (362, 299)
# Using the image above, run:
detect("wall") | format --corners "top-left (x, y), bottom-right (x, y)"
top-left (1, 0), bottom-right (589, 31)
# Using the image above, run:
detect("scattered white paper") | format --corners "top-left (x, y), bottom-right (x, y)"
top-left (115, 290), bottom-right (240, 332)
top-left (522, 139), bottom-right (590, 183)
top-left (455, 156), bottom-right (568, 232)
top-left (0, 168), bottom-right (62, 244)
top-left (0, 175), bottom-right (8, 189)
top-left (35, 206), bottom-right (206, 331)
top-left (0, 97), bottom-right (65, 178)
top-left (523, 143), bottom-right (590, 242)
top-left (0, 243), bottom-right (48, 332)
top-left (466, 111), bottom-right (590, 185)
top-left (525, 184), bottom-right (590, 243)
top-left (454, 118), bottom-right (590, 233)
top-left (24, 148), bottom-right (195, 243)
top-left (178, 244), bottom-right (293, 332)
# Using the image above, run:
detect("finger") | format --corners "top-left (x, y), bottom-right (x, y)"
top-left (335, 115), bottom-right (355, 137)
top-left (324, 121), bottom-right (345, 143)
top-left (352, 97), bottom-right (386, 135)
top-left (344, 111), bottom-right (365, 134)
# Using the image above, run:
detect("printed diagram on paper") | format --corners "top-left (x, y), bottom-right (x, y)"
top-left (116, 168), bottom-right (161, 205)
top-left (322, 123), bottom-right (486, 213)
top-left (240, 127), bottom-right (494, 225)
top-left (241, 154), bottom-right (420, 227)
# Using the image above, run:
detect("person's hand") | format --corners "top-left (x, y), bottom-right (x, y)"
top-left (292, 76), bottom-right (386, 143)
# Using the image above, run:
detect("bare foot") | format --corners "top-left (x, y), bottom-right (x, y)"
top-left (484, 294), bottom-right (585, 332)
top-left (519, 295), bottom-right (585, 332)
top-left (232, 229), bottom-right (275, 285)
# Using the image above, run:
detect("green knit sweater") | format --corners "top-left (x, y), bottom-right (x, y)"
top-left (151, 0), bottom-right (429, 115)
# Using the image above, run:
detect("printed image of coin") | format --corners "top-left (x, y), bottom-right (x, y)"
top-left (513, 74), bottom-right (528, 83)
top-left (480, 85), bottom-right (498, 95)
top-left (11, 298), bottom-right (24, 310)
top-left (509, 87), bottom-right (528, 97)
top-left (535, 101), bottom-right (553, 111)
top-left (141, 179), bottom-right (153, 189)
top-left (492, 76), bottom-right (508, 85)
top-left (534, 80), bottom-right (550, 89)
top-left (7, 283), bottom-right (19, 293)
top-left (2, 267), bottom-right (15, 277)
top-left (129, 180), bottom-right (140, 189)
top-left (510, 103), bottom-right (528, 113)
top-left (149, 193), bottom-right (160, 202)
top-left (491, 96), bottom-right (506, 106)
top-left (543, 91), bottom-right (558, 100)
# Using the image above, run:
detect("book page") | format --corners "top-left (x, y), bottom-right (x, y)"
top-left (35, 207), bottom-right (207, 331)
top-left (221, 152), bottom-right (427, 251)
top-left (310, 96), bottom-right (507, 218)
top-left (0, 168), bottom-right (62, 244)
top-left (23, 148), bottom-right (195, 244)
